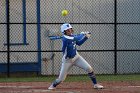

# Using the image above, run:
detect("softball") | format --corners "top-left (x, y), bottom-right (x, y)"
top-left (61, 10), bottom-right (68, 16)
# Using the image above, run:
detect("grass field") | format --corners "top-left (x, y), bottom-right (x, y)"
top-left (0, 74), bottom-right (140, 82)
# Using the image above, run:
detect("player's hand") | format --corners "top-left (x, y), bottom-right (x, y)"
top-left (85, 33), bottom-right (91, 38)
top-left (80, 32), bottom-right (86, 34)
top-left (80, 32), bottom-right (91, 38)
top-left (80, 32), bottom-right (91, 34)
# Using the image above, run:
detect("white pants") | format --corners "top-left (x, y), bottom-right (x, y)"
top-left (57, 53), bottom-right (93, 82)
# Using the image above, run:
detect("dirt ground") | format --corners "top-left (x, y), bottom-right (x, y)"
top-left (0, 81), bottom-right (139, 93)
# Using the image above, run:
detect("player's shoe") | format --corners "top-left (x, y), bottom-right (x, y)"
top-left (48, 84), bottom-right (56, 90)
top-left (94, 84), bottom-right (104, 89)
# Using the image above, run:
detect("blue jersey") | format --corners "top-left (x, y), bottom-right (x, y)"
top-left (62, 34), bottom-right (88, 59)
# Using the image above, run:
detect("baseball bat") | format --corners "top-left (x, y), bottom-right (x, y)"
top-left (49, 32), bottom-right (91, 40)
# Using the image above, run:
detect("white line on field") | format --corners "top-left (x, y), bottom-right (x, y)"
top-left (128, 86), bottom-right (140, 88)
top-left (115, 86), bottom-right (140, 88)
top-left (33, 89), bottom-right (80, 93)
top-left (0, 86), bottom-right (32, 88)
top-left (0, 89), bottom-right (80, 93)
top-left (0, 86), bottom-right (81, 93)
top-left (107, 86), bottom-right (140, 89)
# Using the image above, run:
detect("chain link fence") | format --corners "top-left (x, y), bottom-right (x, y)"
top-left (0, 0), bottom-right (140, 77)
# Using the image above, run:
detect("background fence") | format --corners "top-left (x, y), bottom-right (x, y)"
top-left (0, 0), bottom-right (140, 77)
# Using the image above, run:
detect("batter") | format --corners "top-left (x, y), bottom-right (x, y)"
top-left (48, 23), bottom-right (103, 90)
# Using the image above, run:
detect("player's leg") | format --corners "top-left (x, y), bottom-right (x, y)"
top-left (74, 55), bottom-right (97, 84)
top-left (48, 58), bottom-right (73, 89)
top-left (74, 55), bottom-right (103, 89)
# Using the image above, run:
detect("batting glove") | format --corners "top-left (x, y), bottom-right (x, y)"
top-left (80, 31), bottom-right (91, 34)
top-left (85, 33), bottom-right (91, 38)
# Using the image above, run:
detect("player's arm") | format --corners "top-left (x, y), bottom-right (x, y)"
top-left (76, 35), bottom-right (88, 46)
top-left (75, 33), bottom-right (91, 46)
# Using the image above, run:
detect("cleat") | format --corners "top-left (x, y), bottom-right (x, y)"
top-left (48, 84), bottom-right (56, 90)
top-left (94, 84), bottom-right (104, 89)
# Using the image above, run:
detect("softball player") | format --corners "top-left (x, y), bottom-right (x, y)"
top-left (48, 23), bottom-right (103, 90)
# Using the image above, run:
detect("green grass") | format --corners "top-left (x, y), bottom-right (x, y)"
top-left (0, 74), bottom-right (140, 82)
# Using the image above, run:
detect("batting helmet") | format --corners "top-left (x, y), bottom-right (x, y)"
top-left (61, 23), bottom-right (72, 33)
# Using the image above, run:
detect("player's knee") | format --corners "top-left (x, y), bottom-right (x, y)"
top-left (86, 67), bottom-right (93, 73)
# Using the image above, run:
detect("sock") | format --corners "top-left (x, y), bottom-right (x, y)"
top-left (52, 80), bottom-right (61, 87)
top-left (88, 72), bottom-right (97, 84)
